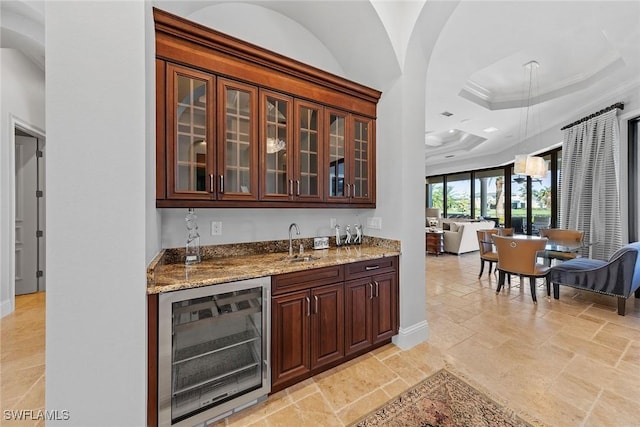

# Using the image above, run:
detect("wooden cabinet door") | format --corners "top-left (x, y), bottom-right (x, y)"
top-left (216, 78), bottom-right (259, 201)
top-left (371, 272), bottom-right (398, 344)
top-left (344, 278), bottom-right (373, 356)
top-left (325, 108), bottom-right (350, 203)
top-left (349, 115), bottom-right (375, 204)
top-left (260, 90), bottom-right (294, 201)
top-left (271, 290), bottom-right (310, 387)
top-left (293, 100), bottom-right (324, 202)
top-left (310, 283), bottom-right (344, 369)
top-left (166, 63), bottom-right (216, 200)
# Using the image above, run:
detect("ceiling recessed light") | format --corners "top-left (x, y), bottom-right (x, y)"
top-left (448, 129), bottom-right (455, 134)
top-left (483, 127), bottom-right (499, 133)
top-left (440, 111), bottom-right (453, 117)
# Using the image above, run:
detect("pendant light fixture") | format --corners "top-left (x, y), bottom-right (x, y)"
top-left (514, 60), bottom-right (547, 179)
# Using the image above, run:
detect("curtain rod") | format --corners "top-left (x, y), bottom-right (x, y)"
top-left (560, 102), bottom-right (624, 130)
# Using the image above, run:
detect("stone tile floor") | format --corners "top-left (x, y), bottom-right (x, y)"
top-left (1, 253), bottom-right (639, 426)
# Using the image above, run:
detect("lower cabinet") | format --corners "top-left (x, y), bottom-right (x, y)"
top-left (345, 271), bottom-right (397, 355)
top-left (271, 256), bottom-right (398, 392)
top-left (271, 283), bottom-right (344, 388)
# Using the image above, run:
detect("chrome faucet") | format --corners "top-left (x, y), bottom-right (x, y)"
top-left (288, 223), bottom-right (300, 256)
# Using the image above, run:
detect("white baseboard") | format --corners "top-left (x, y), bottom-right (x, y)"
top-left (392, 320), bottom-right (429, 350)
top-left (0, 298), bottom-right (14, 318)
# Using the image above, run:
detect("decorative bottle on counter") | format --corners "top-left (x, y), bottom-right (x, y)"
top-left (185, 208), bottom-right (201, 265)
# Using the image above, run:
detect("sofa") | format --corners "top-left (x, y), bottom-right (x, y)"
top-left (442, 220), bottom-right (495, 254)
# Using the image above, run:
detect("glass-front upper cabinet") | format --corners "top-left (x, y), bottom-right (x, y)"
top-left (166, 64), bottom-right (215, 200)
top-left (351, 115), bottom-right (374, 203)
top-left (326, 109), bottom-right (348, 201)
top-left (326, 111), bottom-right (375, 204)
top-left (260, 90), bottom-right (293, 200)
top-left (294, 100), bottom-right (324, 202)
top-left (217, 78), bottom-right (258, 201)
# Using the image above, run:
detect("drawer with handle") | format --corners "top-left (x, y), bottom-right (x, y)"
top-left (344, 256), bottom-right (397, 280)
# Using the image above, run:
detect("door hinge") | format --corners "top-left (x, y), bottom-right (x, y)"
top-left (36, 270), bottom-right (44, 278)
top-left (36, 150), bottom-right (44, 158)
top-left (36, 230), bottom-right (43, 238)
top-left (36, 190), bottom-right (44, 198)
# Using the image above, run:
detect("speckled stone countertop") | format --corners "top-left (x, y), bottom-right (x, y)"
top-left (147, 236), bottom-right (401, 294)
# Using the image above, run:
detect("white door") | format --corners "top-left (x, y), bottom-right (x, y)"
top-left (15, 133), bottom-right (44, 294)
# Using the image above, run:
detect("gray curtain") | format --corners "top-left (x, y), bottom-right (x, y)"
top-left (560, 109), bottom-right (622, 260)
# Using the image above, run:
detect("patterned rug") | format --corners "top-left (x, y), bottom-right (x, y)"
top-left (351, 369), bottom-right (537, 427)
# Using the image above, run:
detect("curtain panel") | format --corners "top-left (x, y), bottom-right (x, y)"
top-left (560, 109), bottom-right (622, 260)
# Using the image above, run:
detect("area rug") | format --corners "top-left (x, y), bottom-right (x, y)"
top-left (351, 369), bottom-right (537, 427)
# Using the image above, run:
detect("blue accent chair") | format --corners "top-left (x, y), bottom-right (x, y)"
top-left (547, 242), bottom-right (640, 315)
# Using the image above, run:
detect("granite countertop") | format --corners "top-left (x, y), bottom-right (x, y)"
top-left (147, 237), bottom-right (401, 294)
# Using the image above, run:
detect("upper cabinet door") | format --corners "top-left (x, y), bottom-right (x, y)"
top-left (217, 78), bottom-right (259, 201)
top-left (294, 100), bottom-right (324, 202)
top-left (350, 116), bottom-right (375, 204)
top-left (260, 90), bottom-right (293, 201)
top-left (325, 109), bottom-right (349, 202)
top-left (166, 64), bottom-right (215, 200)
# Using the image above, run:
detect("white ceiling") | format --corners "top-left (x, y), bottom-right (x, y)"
top-left (424, 1), bottom-right (640, 171)
top-left (2, 1), bottom-right (639, 173)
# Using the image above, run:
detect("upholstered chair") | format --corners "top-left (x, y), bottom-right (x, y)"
top-left (498, 228), bottom-right (514, 236)
top-left (539, 228), bottom-right (585, 264)
top-left (492, 235), bottom-right (550, 303)
top-left (547, 242), bottom-right (640, 315)
top-left (477, 229), bottom-right (499, 277)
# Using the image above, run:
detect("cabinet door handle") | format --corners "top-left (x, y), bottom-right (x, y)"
top-left (289, 179), bottom-right (293, 196)
top-left (374, 281), bottom-right (379, 298)
top-left (209, 174), bottom-right (214, 193)
top-left (296, 180), bottom-right (300, 196)
top-left (369, 282), bottom-right (373, 299)
top-left (219, 175), bottom-right (224, 193)
top-left (346, 184), bottom-right (351, 198)
top-left (306, 296), bottom-right (311, 317)
top-left (365, 265), bottom-right (380, 271)
top-left (314, 295), bottom-right (318, 314)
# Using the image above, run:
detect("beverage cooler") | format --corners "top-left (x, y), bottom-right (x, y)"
top-left (158, 277), bottom-right (271, 427)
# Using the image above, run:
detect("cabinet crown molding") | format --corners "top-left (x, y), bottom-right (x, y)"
top-left (153, 8), bottom-right (381, 109)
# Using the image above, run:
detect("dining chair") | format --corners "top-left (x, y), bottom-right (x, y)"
top-left (539, 228), bottom-right (584, 264)
top-left (476, 229), bottom-right (499, 277)
top-left (492, 235), bottom-right (550, 303)
top-left (497, 227), bottom-right (513, 236)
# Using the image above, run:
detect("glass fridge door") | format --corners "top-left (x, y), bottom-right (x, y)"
top-left (158, 277), bottom-right (270, 427)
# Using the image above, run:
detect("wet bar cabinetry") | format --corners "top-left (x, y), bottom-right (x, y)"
top-left (154, 8), bottom-right (380, 208)
top-left (270, 256), bottom-right (398, 392)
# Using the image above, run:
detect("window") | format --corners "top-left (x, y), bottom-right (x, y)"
top-left (474, 169), bottom-right (505, 225)
top-left (426, 148), bottom-right (561, 232)
top-left (426, 176), bottom-right (444, 212)
top-left (531, 155), bottom-right (552, 235)
top-left (446, 173), bottom-right (471, 218)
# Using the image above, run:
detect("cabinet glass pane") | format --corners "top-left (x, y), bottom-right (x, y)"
top-left (176, 74), bottom-right (208, 192)
top-left (353, 119), bottom-right (369, 198)
top-left (298, 106), bottom-right (320, 196)
top-left (224, 88), bottom-right (252, 193)
top-left (265, 96), bottom-right (289, 195)
top-left (328, 113), bottom-right (345, 197)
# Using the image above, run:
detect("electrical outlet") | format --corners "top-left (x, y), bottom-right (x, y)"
top-left (330, 218), bottom-right (337, 228)
top-left (211, 221), bottom-right (222, 236)
top-left (366, 217), bottom-right (382, 230)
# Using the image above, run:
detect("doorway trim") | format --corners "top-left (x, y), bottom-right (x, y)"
top-left (2, 115), bottom-right (46, 317)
